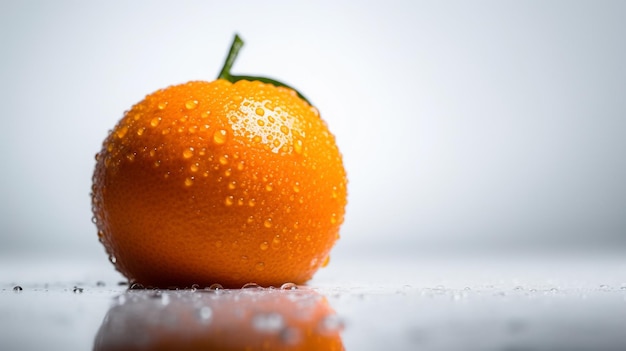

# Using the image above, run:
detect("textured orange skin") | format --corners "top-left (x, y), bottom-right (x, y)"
top-left (92, 80), bottom-right (347, 288)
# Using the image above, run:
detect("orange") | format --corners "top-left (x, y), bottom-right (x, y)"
top-left (91, 35), bottom-right (347, 288)
top-left (93, 287), bottom-right (344, 351)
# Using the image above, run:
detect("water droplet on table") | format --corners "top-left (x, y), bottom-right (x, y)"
top-left (197, 306), bottom-right (213, 323)
top-left (280, 283), bottom-right (298, 290)
top-left (242, 282), bottom-right (261, 289)
top-left (252, 312), bottom-right (284, 333)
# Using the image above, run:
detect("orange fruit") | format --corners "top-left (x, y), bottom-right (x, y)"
top-left (93, 287), bottom-right (344, 351)
top-left (91, 35), bottom-right (347, 288)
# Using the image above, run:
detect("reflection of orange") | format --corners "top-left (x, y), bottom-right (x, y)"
top-left (94, 287), bottom-right (344, 351)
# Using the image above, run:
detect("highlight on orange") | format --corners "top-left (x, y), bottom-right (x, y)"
top-left (93, 287), bottom-right (344, 351)
top-left (91, 34), bottom-right (348, 288)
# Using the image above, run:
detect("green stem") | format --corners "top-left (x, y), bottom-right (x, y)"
top-left (217, 34), bottom-right (312, 106)
top-left (217, 34), bottom-right (244, 81)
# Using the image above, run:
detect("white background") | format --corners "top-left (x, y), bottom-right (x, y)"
top-left (1, 0), bottom-right (625, 261)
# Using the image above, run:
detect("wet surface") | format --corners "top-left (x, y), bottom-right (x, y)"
top-left (93, 286), bottom-right (343, 350)
top-left (1, 252), bottom-right (625, 350)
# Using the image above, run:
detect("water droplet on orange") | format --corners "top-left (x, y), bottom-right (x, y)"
top-left (157, 101), bottom-right (168, 110)
top-left (184, 177), bottom-right (194, 187)
top-left (225, 195), bottom-right (234, 206)
top-left (264, 219), bottom-right (273, 228)
top-left (116, 126), bottom-right (128, 139)
top-left (150, 117), bottom-right (161, 127)
top-left (310, 106), bottom-right (320, 116)
top-left (280, 125), bottom-right (289, 135)
top-left (182, 147), bottom-right (194, 159)
top-left (219, 155), bottom-right (228, 165)
top-left (257, 119), bottom-right (265, 126)
top-left (248, 199), bottom-right (256, 207)
top-left (255, 262), bottom-right (265, 271)
top-left (213, 129), bottom-right (227, 144)
top-left (272, 235), bottom-right (281, 249)
top-left (265, 184), bottom-right (273, 192)
top-left (185, 100), bottom-right (198, 110)
top-left (255, 107), bottom-right (265, 116)
top-left (260, 241), bottom-right (269, 251)
top-left (294, 139), bottom-right (303, 154)
top-left (228, 181), bottom-right (236, 190)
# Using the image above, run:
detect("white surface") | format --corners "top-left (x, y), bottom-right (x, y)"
top-left (2, 253), bottom-right (625, 351)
